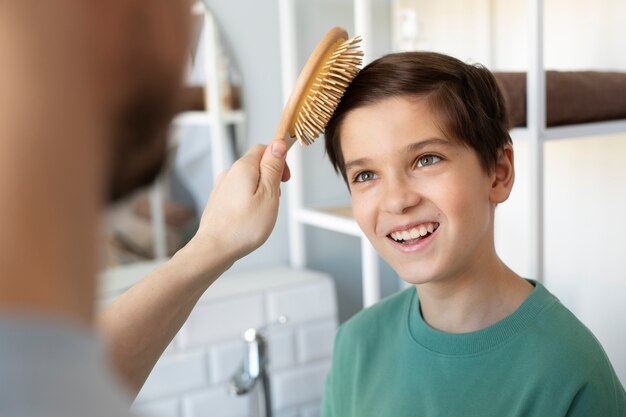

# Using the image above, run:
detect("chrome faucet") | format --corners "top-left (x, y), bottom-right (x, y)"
top-left (227, 316), bottom-right (288, 417)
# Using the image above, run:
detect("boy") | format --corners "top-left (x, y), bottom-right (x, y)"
top-left (321, 52), bottom-right (626, 416)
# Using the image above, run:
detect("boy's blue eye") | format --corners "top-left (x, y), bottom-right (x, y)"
top-left (416, 154), bottom-right (442, 168)
top-left (354, 171), bottom-right (377, 183)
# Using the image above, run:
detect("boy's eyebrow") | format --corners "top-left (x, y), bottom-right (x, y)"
top-left (344, 137), bottom-right (452, 173)
top-left (344, 157), bottom-right (373, 173)
top-left (405, 137), bottom-right (452, 153)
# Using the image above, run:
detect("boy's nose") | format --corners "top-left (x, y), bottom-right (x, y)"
top-left (381, 178), bottom-right (421, 215)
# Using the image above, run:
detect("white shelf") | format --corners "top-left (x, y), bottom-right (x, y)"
top-left (297, 206), bottom-right (362, 237)
top-left (511, 119), bottom-right (626, 142)
top-left (296, 205), bottom-right (381, 307)
top-left (173, 110), bottom-right (246, 126)
top-left (545, 119), bottom-right (626, 141)
top-left (509, 127), bottom-right (531, 141)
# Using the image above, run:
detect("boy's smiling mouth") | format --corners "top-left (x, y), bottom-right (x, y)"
top-left (387, 222), bottom-right (440, 245)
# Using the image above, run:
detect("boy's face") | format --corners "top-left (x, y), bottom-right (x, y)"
top-left (340, 96), bottom-right (510, 285)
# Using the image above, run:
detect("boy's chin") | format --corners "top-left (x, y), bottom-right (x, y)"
top-left (395, 265), bottom-right (440, 286)
top-left (400, 276), bottom-right (437, 287)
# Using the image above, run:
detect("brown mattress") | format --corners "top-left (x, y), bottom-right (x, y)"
top-left (494, 71), bottom-right (626, 128)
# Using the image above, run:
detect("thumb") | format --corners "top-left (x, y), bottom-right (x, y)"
top-left (259, 139), bottom-right (288, 192)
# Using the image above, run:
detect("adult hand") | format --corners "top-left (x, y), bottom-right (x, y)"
top-left (99, 139), bottom-right (290, 395)
top-left (184, 138), bottom-right (291, 268)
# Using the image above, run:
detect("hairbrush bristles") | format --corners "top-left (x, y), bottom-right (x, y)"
top-left (275, 28), bottom-right (364, 149)
top-left (292, 36), bottom-right (363, 146)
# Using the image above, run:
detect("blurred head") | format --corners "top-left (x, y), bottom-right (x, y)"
top-left (95, 0), bottom-right (192, 201)
top-left (1, 1), bottom-right (191, 202)
top-left (325, 51), bottom-right (512, 185)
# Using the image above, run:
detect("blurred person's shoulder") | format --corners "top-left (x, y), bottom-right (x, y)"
top-left (0, 316), bottom-right (135, 417)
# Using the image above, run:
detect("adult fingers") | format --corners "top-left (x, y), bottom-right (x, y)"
top-left (259, 139), bottom-right (288, 193)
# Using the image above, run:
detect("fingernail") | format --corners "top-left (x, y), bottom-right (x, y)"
top-left (271, 141), bottom-right (287, 158)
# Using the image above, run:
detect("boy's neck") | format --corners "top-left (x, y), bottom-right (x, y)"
top-left (416, 260), bottom-right (533, 334)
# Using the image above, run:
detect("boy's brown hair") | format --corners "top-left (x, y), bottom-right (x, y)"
top-left (324, 51), bottom-right (512, 183)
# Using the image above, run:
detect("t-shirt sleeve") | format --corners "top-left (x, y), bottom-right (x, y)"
top-left (565, 363), bottom-right (626, 416)
top-left (321, 368), bottom-right (335, 417)
top-left (321, 325), bottom-right (348, 417)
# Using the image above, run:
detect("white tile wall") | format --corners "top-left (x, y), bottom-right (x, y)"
top-left (208, 340), bottom-right (244, 385)
top-left (273, 408), bottom-right (299, 417)
top-left (301, 402), bottom-right (322, 417)
top-left (178, 294), bottom-right (265, 348)
top-left (136, 349), bottom-right (207, 402)
top-left (296, 320), bottom-right (337, 364)
top-left (266, 328), bottom-right (296, 371)
top-left (270, 361), bottom-right (331, 411)
top-left (127, 267), bottom-right (338, 417)
top-left (182, 387), bottom-right (250, 417)
top-left (132, 398), bottom-right (180, 417)
top-left (266, 280), bottom-right (337, 325)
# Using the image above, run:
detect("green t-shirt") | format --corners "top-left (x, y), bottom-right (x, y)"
top-left (322, 281), bottom-right (626, 417)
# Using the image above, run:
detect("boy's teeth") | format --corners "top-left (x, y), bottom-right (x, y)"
top-left (390, 222), bottom-right (439, 242)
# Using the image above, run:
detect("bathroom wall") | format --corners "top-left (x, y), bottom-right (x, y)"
top-left (101, 267), bottom-right (338, 417)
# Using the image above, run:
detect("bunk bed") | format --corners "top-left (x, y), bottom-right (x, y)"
top-left (495, 71), bottom-right (626, 128)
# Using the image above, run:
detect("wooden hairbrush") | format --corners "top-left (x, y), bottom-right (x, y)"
top-left (276, 27), bottom-right (363, 147)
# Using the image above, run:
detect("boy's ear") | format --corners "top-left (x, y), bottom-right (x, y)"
top-left (490, 144), bottom-right (515, 204)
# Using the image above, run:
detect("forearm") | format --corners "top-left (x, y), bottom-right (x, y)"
top-left (97, 140), bottom-right (287, 398)
top-left (97, 239), bottom-right (233, 397)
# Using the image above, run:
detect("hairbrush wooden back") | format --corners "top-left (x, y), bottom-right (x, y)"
top-left (276, 27), bottom-right (363, 147)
